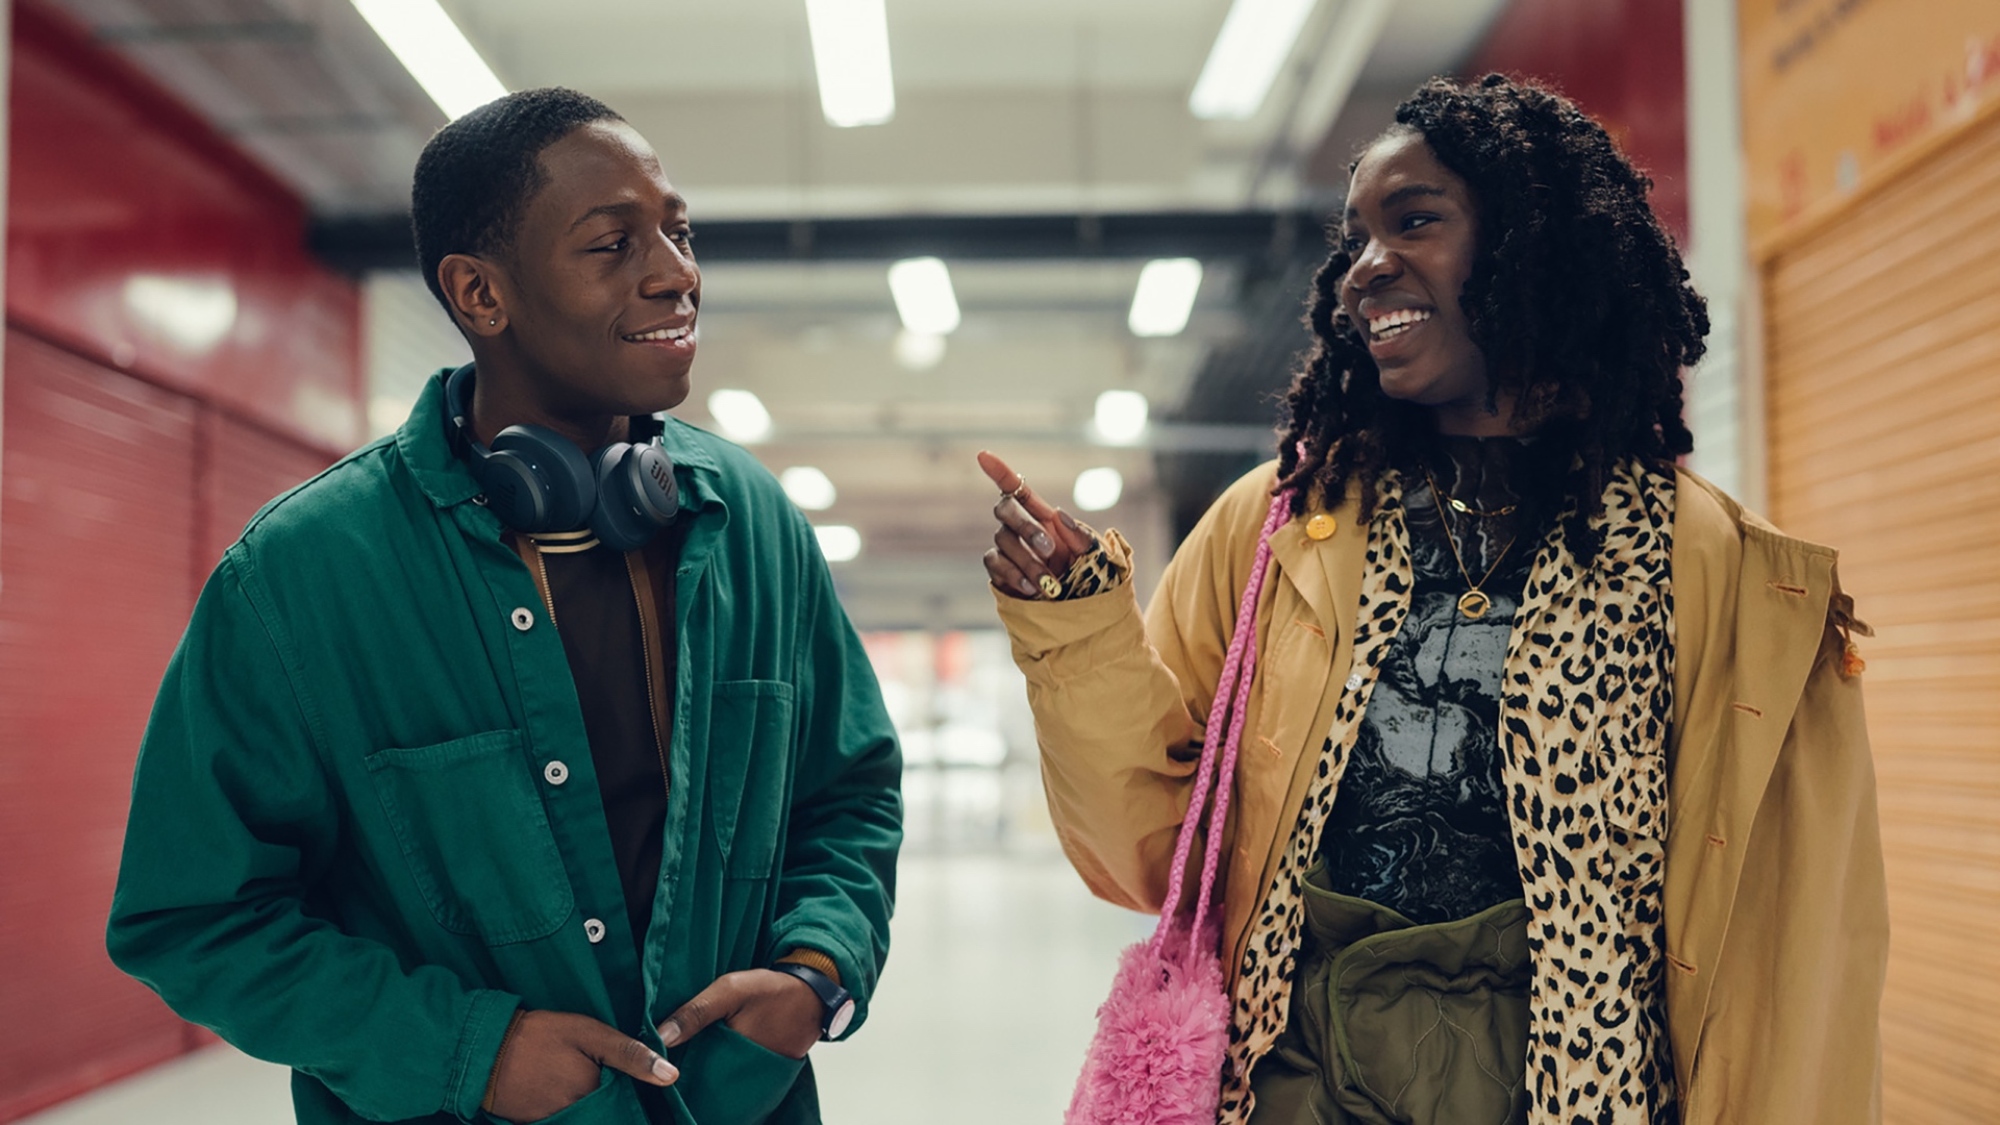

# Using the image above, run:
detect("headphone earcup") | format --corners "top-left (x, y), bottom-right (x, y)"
top-left (469, 450), bottom-right (550, 530)
top-left (482, 425), bottom-right (594, 531)
top-left (590, 442), bottom-right (681, 551)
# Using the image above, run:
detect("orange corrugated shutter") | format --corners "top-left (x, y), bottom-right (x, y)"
top-left (1764, 108), bottom-right (2000, 1123)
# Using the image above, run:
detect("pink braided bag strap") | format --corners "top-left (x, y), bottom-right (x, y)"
top-left (1152, 487), bottom-right (1296, 949)
top-left (1064, 486), bottom-right (1298, 1125)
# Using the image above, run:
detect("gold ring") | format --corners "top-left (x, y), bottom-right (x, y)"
top-left (1001, 476), bottom-right (1028, 501)
top-left (1038, 574), bottom-right (1064, 599)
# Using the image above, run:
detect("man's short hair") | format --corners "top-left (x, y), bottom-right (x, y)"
top-left (410, 87), bottom-right (624, 315)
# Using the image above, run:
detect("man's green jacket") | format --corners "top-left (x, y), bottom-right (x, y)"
top-left (107, 372), bottom-right (902, 1125)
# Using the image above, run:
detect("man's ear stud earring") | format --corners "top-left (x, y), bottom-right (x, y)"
top-left (489, 318), bottom-right (498, 326)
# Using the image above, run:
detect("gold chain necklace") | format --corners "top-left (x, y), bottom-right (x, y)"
top-left (1424, 470), bottom-right (1517, 620)
top-left (1444, 495), bottom-right (1518, 518)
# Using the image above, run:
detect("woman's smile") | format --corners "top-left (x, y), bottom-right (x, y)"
top-left (1361, 305), bottom-right (1436, 361)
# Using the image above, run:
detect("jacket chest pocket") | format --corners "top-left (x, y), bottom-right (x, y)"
top-left (1599, 743), bottom-right (1669, 844)
top-left (1238, 616), bottom-right (1334, 842)
top-left (1596, 740), bottom-right (1670, 899)
top-left (1586, 658), bottom-right (1672, 846)
top-left (1571, 717), bottom-right (1671, 932)
top-left (707, 680), bottom-right (796, 880)
top-left (364, 730), bottom-right (574, 945)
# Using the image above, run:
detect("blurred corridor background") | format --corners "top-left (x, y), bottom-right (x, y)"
top-left (2, 0), bottom-right (1998, 1120)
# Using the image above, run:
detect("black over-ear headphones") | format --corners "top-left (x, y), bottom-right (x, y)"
top-left (444, 364), bottom-right (680, 551)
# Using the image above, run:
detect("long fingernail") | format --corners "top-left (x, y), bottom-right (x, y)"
top-left (1016, 578), bottom-right (1037, 597)
top-left (1058, 510), bottom-right (1080, 531)
top-left (652, 1057), bottom-right (678, 1083)
top-left (1030, 532), bottom-right (1055, 558)
top-left (658, 1020), bottom-right (681, 1046)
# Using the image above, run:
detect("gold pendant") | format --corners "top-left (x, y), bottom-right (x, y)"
top-left (1457, 589), bottom-right (1491, 619)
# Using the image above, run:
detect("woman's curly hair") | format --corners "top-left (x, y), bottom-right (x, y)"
top-left (1274, 73), bottom-right (1708, 563)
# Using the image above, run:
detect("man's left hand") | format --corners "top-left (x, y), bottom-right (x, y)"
top-left (657, 970), bottom-right (822, 1060)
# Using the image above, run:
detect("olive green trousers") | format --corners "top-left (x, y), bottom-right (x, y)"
top-left (1246, 860), bottom-right (1531, 1125)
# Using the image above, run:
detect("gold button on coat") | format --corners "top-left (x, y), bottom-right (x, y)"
top-left (1305, 513), bottom-right (1338, 540)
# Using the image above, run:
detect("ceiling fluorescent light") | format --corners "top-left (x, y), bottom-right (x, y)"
top-left (350, 0), bottom-right (507, 120)
top-left (1189, 0), bottom-right (1319, 121)
top-left (1284, 0), bottom-right (1395, 154)
top-left (888, 257), bottom-right (961, 335)
top-left (892, 329), bottom-right (947, 370)
top-left (707, 389), bottom-right (772, 443)
top-left (1094, 390), bottom-right (1149, 445)
top-left (1073, 468), bottom-right (1124, 512)
top-left (1128, 258), bottom-right (1204, 337)
top-left (781, 466), bottom-right (838, 511)
top-left (814, 524), bottom-right (863, 562)
top-left (805, 0), bottom-right (897, 127)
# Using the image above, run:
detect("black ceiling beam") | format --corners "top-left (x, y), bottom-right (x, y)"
top-left (309, 209), bottom-right (1332, 273)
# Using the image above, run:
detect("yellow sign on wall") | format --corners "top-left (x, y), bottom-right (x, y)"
top-left (1741, 0), bottom-right (2000, 247)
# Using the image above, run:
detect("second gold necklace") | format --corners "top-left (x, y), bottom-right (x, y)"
top-left (1424, 470), bottom-right (1517, 620)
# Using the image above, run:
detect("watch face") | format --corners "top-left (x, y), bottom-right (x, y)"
top-left (827, 998), bottom-right (856, 1040)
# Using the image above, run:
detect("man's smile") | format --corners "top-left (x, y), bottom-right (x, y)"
top-left (621, 321), bottom-right (696, 350)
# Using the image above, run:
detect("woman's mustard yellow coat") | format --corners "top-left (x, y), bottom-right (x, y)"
top-left (994, 462), bottom-right (1888, 1125)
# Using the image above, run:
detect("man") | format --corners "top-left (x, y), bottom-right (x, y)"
top-left (107, 88), bottom-right (902, 1125)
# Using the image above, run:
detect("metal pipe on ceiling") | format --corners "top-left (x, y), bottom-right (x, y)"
top-left (308, 208), bottom-right (1332, 273)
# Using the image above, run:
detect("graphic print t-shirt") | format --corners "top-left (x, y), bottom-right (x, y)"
top-left (1315, 436), bottom-right (1557, 925)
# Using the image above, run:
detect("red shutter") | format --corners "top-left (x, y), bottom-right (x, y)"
top-left (197, 412), bottom-right (337, 579)
top-left (0, 331), bottom-right (201, 1118)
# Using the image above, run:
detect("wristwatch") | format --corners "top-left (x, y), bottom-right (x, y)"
top-left (770, 962), bottom-right (855, 1040)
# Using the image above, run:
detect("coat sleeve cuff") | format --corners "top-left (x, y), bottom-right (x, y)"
top-left (446, 989), bottom-right (523, 1122)
top-left (992, 569), bottom-right (1147, 671)
top-left (768, 926), bottom-right (869, 1039)
top-left (1046, 526), bottom-right (1133, 601)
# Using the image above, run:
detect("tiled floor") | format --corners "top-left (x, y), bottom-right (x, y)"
top-left (25, 853), bottom-right (1148, 1124)
top-left (20, 1047), bottom-right (293, 1125)
top-left (815, 853), bottom-right (1150, 1123)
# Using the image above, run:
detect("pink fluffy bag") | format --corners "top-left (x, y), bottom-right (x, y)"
top-left (1066, 488), bottom-right (1295, 1125)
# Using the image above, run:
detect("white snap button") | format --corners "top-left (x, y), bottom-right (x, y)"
top-left (510, 607), bottom-right (534, 631)
top-left (1344, 671), bottom-right (1365, 693)
top-left (584, 918), bottom-right (606, 944)
top-left (543, 761), bottom-right (569, 785)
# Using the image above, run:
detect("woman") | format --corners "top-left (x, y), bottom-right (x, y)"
top-left (979, 76), bottom-right (1886, 1125)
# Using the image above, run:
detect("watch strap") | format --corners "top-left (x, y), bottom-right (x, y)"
top-left (769, 962), bottom-right (851, 1039)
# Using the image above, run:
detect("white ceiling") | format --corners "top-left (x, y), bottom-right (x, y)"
top-left (61, 0), bottom-right (1507, 627)
top-left (62, 0), bottom-right (1506, 217)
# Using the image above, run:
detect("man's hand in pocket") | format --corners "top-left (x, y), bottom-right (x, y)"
top-left (484, 1009), bottom-right (677, 1123)
top-left (658, 970), bottom-right (822, 1060)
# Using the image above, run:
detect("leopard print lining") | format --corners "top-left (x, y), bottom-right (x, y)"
top-left (1219, 461), bottom-right (1678, 1125)
top-left (1217, 473), bottom-right (1414, 1123)
top-left (1048, 524), bottom-right (1133, 602)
